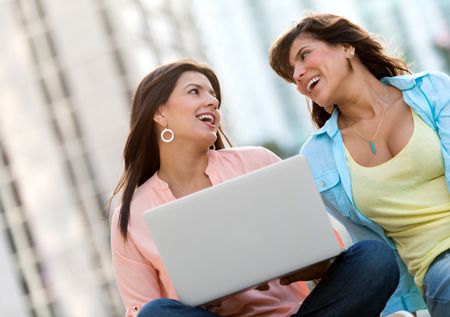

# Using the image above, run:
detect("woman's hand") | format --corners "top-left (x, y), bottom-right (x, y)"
top-left (254, 283), bottom-right (270, 291)
top-left (199, 299), bottom-right (223, 310)
top-left (279, 258), bottom-right (334, 285)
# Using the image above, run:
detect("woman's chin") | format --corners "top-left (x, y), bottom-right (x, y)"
top-left (208, 137), bottom-right (218, 149)
top-left (198, 134), bottom-right (217, 150)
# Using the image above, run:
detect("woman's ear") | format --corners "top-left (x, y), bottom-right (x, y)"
top-left (153, 108), bottom-right (167, 127)
top-left (343, 44), bottom-right (355, 59)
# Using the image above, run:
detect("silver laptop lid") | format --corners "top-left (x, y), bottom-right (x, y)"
top-left (145, 155), bottom-right (341, 306)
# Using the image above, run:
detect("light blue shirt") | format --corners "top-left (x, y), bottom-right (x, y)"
top-left (300, 71), bottom-right (450, 315)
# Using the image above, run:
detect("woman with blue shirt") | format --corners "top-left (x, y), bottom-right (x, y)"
top-left (269, 13), bottom-right (450, 317)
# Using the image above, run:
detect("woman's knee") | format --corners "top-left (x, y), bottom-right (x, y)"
top-left (137, 298), bottom-right (181, 317)
top-left (424, 271), bottom-right (450, 301)
top-left (350, 240), bottom-right (399, 287)
top-left (423, 275), bottom-right (450, 317)
top-left (353, 240), bottom-right (396, 263)
top-left (423, 251), bottom-right (450, 304)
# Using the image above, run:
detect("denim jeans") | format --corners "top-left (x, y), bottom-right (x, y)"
top-left (137, 240), bottom-right (399, 317)
top-left (422, 249), bottom-right (450, 317)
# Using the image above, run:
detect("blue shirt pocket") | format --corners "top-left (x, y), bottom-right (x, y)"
top-left (314, 170), bottom-right (340, 193)
top-left (313, 170), bottom-right (354, 220)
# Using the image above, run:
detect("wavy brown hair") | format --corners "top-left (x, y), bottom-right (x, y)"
top-left (109, 59), bottom-right (231, 238)
top-left (269, 13), bottom-right (410, 128)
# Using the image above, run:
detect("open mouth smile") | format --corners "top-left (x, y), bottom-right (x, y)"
top-left (306, 76), bottom-right (320, 93)
top-left (197, 113), bottom-right (216, 127)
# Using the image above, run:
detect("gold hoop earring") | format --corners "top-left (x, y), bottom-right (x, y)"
top-left (324, 105), bottom-right (335, 114)
top-left (347, 55), bottom-right (354, 70)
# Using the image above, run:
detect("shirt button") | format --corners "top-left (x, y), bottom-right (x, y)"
top-left (131, 305), bottom-right (139, 312)
top-left (320, 180), bottom-right (325, 187)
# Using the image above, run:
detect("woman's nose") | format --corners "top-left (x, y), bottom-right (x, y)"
top-left (292, 63), bottom-right (305, 83)
top-left (207, 94), bottom-right (219, 109)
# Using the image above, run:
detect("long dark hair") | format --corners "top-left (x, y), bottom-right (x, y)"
top-left (269, 13), bottom-right (410, 128)
top-left (109, 59), bottom-right (231, 238)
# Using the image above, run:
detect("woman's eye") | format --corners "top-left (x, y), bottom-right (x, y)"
top-left (189, 88), bottom-right (199, 95)
top-left (301, 51), bottom-right (310, 60)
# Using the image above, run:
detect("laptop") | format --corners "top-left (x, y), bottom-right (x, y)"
top-left (144, 154), bottom-right (343, 306)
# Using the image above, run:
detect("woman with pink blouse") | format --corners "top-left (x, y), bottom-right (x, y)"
top-left (109, 59), bottom-right (399, 317)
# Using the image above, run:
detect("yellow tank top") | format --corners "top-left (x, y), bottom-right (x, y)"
top-left (346, 110), bottom-right (450, 290)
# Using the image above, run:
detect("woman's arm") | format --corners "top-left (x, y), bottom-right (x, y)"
top-left (112, 247), bottom-right (162, 316)
top-left (279, 258), bottom-right (334, 285)
top-left (426, 72), bottom-right (450, 189)
top-left (111, 211), bottom-right (163, 317)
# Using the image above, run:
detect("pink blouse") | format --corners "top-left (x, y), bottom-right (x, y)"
top-left (111, 146), bottom-right (310, 316)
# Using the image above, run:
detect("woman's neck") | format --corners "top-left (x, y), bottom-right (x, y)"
top-left (157, 143), bottom-right (212, 196)
top-left (336, 73), bottom-right (388, 127)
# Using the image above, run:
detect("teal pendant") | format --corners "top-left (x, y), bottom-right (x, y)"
top-left (369, 141), bottom-right (377, 154)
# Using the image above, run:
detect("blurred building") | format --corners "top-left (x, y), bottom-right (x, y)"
top-left (0, 0), bottom-right (204, 316)
top-left (0, 0), bottom-right (450, 316)
top-left (192, 0), bottom-right (311, 154)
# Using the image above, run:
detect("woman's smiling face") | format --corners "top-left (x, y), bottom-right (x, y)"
top-left (156, 71), bottom-right (221, 147)
top-left (289, 33), bottom-right (352, 108)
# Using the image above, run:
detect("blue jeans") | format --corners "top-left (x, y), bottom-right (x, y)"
top-left (423, 249), bottom-right (450, 317)
top-left (137, 240), bottom-right (399, 317)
